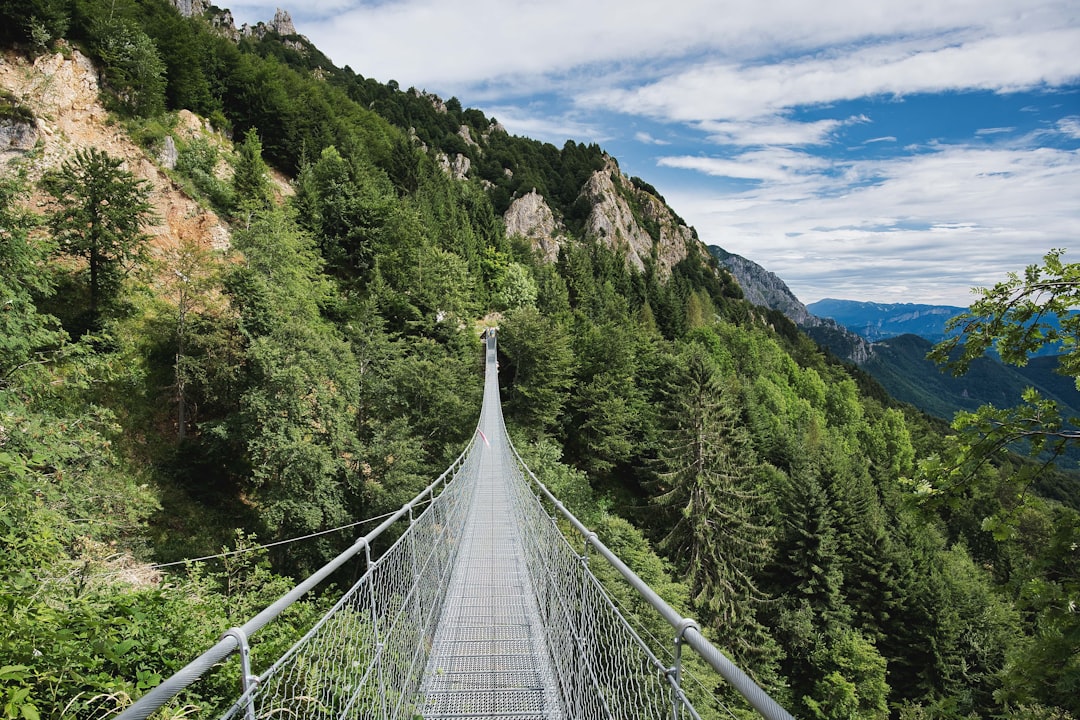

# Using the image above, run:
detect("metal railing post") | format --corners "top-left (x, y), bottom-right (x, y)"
top-left (220, 628), bottom-right (256, 720)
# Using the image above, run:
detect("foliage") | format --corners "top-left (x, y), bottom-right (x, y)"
top-left (89, 16), bottom-right (167, 117)
top-left (1, 5), bottom-right (1076, 717)
top-left (231, 127), bottom-right (272, 212)
top-left (42, 148), bottom-right (155, 327)
top-left (174, 135), bottom-right (233, 211)
top-left (918, 249), bottom-right (1080, 535)
top-left (0, 169), bottom-right (65, 387)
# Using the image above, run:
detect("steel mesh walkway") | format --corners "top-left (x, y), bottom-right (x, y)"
top-left (419, 351), bottom-right (563, 717)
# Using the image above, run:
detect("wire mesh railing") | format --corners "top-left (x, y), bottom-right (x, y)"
top-left (114, 440), bottom-right (479, 720)
top-left (505, 431), bottom-right (793, 720)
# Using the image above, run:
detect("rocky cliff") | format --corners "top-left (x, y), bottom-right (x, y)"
top-left (709, 245), bottom-right (874, 364)
top-left (503, 189), bottom-right (567, 263)
top-left (579, 160), bottom-right (691, 276)
top-left (170, 1), bottom-right (305, 46)
top-left (502, 157), bottom-right (694, 277)
top-left (0, 46), bottom-right (230, 252)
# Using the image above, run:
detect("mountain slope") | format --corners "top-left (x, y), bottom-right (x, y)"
top-left (709, 245), bottom-right (874, 363)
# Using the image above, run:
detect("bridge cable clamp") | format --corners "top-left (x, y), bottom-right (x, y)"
top-left (675, 617), bottom-right (700, 642)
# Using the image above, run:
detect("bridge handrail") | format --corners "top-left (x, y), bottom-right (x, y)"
top-left (114, 438), bottom-right (476, 720)
top-left (505, 438), bottom-right (794, 720)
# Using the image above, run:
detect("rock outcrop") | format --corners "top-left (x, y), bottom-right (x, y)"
top-left (170, 2), bottom-right (305, 47)
top-left (437, 152), bottom-right (470, 181)
top-left (0, 117), bottom-right (37, 160)
top-left (579, 159), bottom-right (692, 277)
top-left (0, 47), bottom-right (231, 252)
top-left (503, 189), bottom-right (566, 263)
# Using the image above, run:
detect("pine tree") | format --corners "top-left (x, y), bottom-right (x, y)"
top-left (655, 343), bottom-right (775, 667)
top-left (43, 147), bottom-right (154, 326)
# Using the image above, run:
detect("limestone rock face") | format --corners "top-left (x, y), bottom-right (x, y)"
top-left (579, 160), bottom-right (691, 277)
top-left (0, 118), bottom-right (37, 159)
top-left (437, 152), bottom-right (470, 180)
top-left (503, 189), bottom-right (566, 263)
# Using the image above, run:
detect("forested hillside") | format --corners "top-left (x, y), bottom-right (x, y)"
top-left (1, 2), bottom-right (1078, 719)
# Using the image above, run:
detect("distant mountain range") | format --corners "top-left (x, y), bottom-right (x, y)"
top-left (709, 245), bottom-right (1080, 426)
top-left (807, 298), bottom-right (963, 343)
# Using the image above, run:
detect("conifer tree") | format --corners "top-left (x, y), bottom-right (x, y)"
top-left (43, 148), bottom-right (154, 326)
top-left (655, 343), bottom-right (775, 668)
top-left (232, 127), bottom-right (273, 215)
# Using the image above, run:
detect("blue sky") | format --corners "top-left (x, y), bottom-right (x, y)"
top-left (227, 0), bottom-right (1079, 306)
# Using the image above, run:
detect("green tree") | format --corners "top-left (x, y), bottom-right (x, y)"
top-left (655, 343), bottom-right (775, 669)
top-left (224, 206), bottom-right (359, 573)
top-left (90, 17), bottom-right (166, 117)
top-left (43, 148), bottom-right (155, 325)
top-left (921, 249), bottom-right (1080, 536)
top-left (156, 237), bottom-right (224, 441)
top-left (499, 306), bottom-right (576, 439)
top-left (0, 169), bottom-right (65, 386)
top-left (804, 629), bottom-right (889, 720)
top-left (232, 127), bottom-right (273, 214)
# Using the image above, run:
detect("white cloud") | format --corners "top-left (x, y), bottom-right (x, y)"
top-left (660, 148), bottom-right (832, 183)
top-left (482, 106), bottom-right (608, 145)
top-left (665, 144), bottom-right (1080, 304)
top-left (864, 136), bottom-right (897, 144)
top-left (698, 117), bottom-right (849, 146)
top-left (976, 127), bottom-right (1016, 135)
top-left (1059, 116), bottom-right (1080, 138)
top-left (286, 0), bottom-right (1079, 94)
top-left (582, 29), bottom-right (1080, 124)
top-left (635, 132), bottom-right (670, 145)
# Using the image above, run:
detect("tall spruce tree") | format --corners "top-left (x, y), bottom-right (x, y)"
top-left (43, 148), bottom-right (154, 327)
top-left (655, 343), bottom-right (775, 670)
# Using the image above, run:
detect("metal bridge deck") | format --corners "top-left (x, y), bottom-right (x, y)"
top-left (419, 338), bottom-right (563, 720)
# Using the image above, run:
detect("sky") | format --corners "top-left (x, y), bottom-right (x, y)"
top-left (226, 0), bottom-right (1079, 306)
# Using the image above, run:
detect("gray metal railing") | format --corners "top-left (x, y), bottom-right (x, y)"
top-left (114, 441), bottom-right (477, 720)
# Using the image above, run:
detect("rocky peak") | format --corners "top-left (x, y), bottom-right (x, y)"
top-left (269, 8), bottom-right (296, 36)
top-left (709, 245), bottom-right (875, 364)
top-left (503, 189), bottom-right (566, 263)
top-left (172, 2), bottom-right (305, 46)
top-left (579, 158), bottom-right (692, 277)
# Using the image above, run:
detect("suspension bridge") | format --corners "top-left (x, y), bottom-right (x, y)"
top-left (117, 332), bottom-right (792, 720)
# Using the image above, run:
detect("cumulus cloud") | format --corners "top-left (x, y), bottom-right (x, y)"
top-left (581, 29), bottom-right (1080, 124)
top-left (665, 143), bottom-right (1080, 304)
